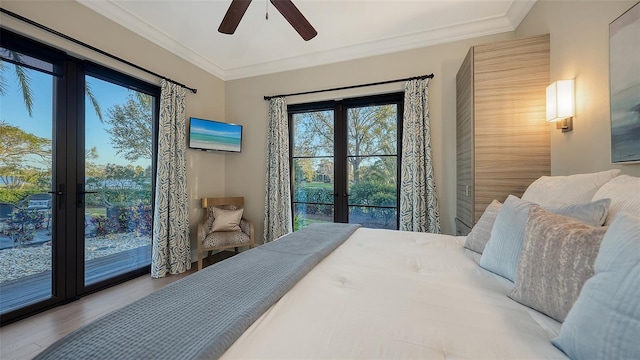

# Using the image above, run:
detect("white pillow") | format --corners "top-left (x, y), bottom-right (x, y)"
top-left (522, 169), bottom-right (621, 207)
top-left (592, 175), bottom-right (640, 225)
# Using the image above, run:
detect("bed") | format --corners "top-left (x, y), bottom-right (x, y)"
top-left (35, 170), bottom-right (640, 359)
top-left (222, 227), bottom-right (565, 359)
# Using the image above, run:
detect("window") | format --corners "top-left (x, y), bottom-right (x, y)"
top-left (290, 93), bottom-right (403, 230)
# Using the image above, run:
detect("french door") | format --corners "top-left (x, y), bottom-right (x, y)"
top-left (0, 30), bottom-right (158, 324)
top-left (289, 93), bottom-right (403, 230)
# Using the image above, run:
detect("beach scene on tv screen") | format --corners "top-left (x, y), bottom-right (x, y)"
top-left (190, 118), bottom-right (242, 152)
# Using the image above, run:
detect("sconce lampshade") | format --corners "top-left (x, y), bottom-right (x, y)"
top-left (546, 79), bottom-right (575, 122)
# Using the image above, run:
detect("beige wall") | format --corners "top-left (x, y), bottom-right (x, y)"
top-left (516, 0), bottom-right (640, 177)
top-left (225, 32), bottom-right (514, 239)
top-left (7, 0), bottom-right (636, 246)
top-left (228, 0), bottom-right (640, 241)
top-left (1, 1), bottom-right (226, 252)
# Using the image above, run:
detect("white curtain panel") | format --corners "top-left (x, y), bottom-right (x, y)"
top-left (263, 97), bottom-right (293, 243)
top-left (151, 80), bottom-right (190, 278)
top-left (400, 78), bottom-right (441, 233)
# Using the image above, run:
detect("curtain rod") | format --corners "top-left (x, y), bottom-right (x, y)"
top-left (0, 8), bottom-right (198, 94)
top-left (263, 73), bottom-right (434, 100)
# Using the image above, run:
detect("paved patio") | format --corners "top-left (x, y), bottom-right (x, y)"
top-left (0, 245), bottom-right (151, 314)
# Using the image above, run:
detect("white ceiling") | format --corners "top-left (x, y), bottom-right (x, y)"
top-left (77, 0), bottom-right (536, 80)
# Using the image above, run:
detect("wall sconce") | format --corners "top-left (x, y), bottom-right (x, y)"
top-left (546, 79), bottom-right (575, 132)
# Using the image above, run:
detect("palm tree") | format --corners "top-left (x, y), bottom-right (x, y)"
top-left (0, 54), bottom-right (34, 116)
top-left (0, 52), bottom-right (103, 121)
top-left (85, 81), bottom-right (103, 122)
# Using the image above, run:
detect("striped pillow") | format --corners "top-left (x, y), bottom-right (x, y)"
top-left (592, 175), bottom-right (640, 225)
top-left (553, 213), bottom-right (640, 359)
top-left (479, 195), bottom-right (610, 282)
top-left (463, 200), bottom-right (502, 254)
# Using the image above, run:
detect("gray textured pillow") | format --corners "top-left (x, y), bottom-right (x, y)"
top-left (463, 200), bottom-right (502, 254)
top-left (508, 206), bottom-right (608, 322)
top-left (211, 207), bottom-right (243, 232)
top-left (479, 195), bottom-right (611, 282)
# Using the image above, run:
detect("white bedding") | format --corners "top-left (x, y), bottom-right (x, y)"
top-left (221, 228), bottom-right (567, 359)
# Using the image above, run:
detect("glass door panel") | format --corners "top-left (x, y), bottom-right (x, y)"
top-left (291, 110), bottom-right (334, 230)
top-left (0, 62), bottom-right (54, 313)
top-left (83, 76), bottom-right (153, 286)
top-left (292, 158), bottom-right (335, 229)
top-left (346, 105), bottom-right (398, 229)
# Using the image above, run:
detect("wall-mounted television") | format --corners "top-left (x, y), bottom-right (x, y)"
top-left (188, 117), bottom-right (242, 153)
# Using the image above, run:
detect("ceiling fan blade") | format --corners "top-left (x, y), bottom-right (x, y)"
top-left (269, 0), bottom-right (317, 41)
top-left (218, 0), bottom-right (252, 35)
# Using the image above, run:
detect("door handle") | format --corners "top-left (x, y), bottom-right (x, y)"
top-left (48, 184), bottom-right (65, 209)
top-left (77, 184), bottom-right (98, 206)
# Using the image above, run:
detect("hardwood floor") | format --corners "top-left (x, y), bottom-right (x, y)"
top-left (0, 251), bottom-right (235, 359)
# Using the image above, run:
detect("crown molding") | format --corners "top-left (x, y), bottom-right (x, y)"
top-left (225, 15), bottom-right (516, 80)
top-left (77, 0), bottom-right (534, 81)
top-left (506, 0), bottom-right (537, 28)
top-left (77, 0), bottom-right (226, 80)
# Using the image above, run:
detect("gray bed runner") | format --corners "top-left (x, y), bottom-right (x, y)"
top-left (35, 223), bottom-right (360, 360)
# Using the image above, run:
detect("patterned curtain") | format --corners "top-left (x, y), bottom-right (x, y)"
top-left (400, 78), bottom-right (441, 233)
top-left (263, 97), bottom-right (293, 243)
top-left (151, 80), bottom-right (190, 278)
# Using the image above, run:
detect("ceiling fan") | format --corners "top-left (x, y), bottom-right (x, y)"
top-left (218, 0), bottom-right (318, 41)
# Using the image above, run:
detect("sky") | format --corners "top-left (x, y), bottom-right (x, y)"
top-left (1, 65), bottom-right (149, 169)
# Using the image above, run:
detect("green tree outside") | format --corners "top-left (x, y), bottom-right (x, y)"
top-left (292, 105), bottom-right (398, 229)
top-left (105, 93), bottom-right (153, 162)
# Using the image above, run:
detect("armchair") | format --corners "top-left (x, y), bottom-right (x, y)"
top-left (197, 197), bottom-right (254, 270)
